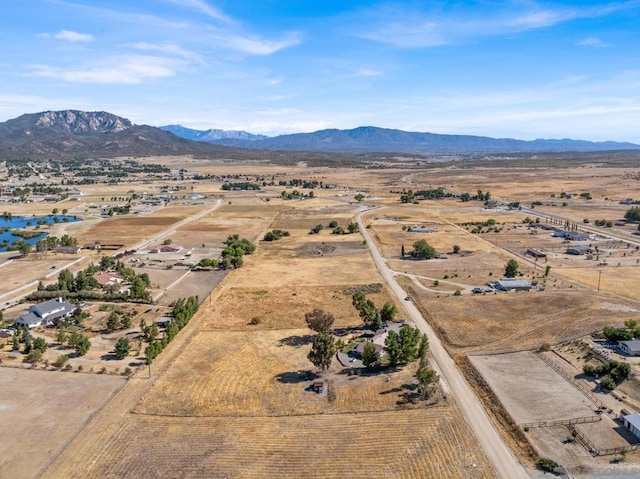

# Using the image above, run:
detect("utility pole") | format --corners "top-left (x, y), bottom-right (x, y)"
top-left (598, 270), bottom-right (602, 292)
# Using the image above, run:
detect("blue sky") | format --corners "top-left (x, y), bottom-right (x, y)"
top-left (2, 0), bottom-right (640, 141)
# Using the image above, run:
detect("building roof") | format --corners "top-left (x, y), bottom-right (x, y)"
top-left (31, 298), bottom-right (76, 318)
top-left (623, 413), bottom-right (640, 431)
top-left (496, 279), bottom-right (532, 289)
top-left (619, 340), bottom-right (640, 354)
top-left (16, 312), bottom-right (41, 327)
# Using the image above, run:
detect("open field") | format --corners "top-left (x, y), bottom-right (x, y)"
top-left (200, 284), bottom-right (394, 330)
top-left (7, 161), bottom-right (640, 478)
top-left (46, 406), bottom-right (494, 479)
top-left (404, 286), bottom-right (640, 353)
top-left (135, 328), bottom-right (424, 417)
top-left (0, 368), bottom-right (125, 478)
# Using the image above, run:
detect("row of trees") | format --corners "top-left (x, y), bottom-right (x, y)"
top-left (145, 296), bottom-right (200, 364)
top-left (352, 293), bottom-right (397, 330)
top-left (263, 229), bottom-right (290, 241)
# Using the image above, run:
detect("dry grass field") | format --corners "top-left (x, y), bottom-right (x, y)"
top-left (47, 406), bottom-right (494, 479)
top-left (135, 328), bottom-right (423, 417)
top-left (200, 284), bottom-right (393, 330)
top-left (10, 161), bottom-right (640, 478)
top-left (404, 285), bottom-right (640, 353)
top-left (0, 368), bottom-right (125, 478)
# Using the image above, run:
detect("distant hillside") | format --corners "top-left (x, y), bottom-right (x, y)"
top-left (211, 126), bottom-right (640, 154)
top-left (161, 124), bottom-right (267, 142)
top-left (0, 110), bottom-right (248, 160)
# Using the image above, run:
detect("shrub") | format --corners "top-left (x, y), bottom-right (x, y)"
top-left (536, 458), bottom-right (558, 472)
top-left (53, 355), bottom-right (69, 368)
top-left (249, 316), bottom-right (261, 325)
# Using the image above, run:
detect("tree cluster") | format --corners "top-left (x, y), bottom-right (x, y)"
top-left (384, 326), bottom-right (424, 366)
top-left (583, 360), bottom-right (631, 390)
top-left (411, 239), bottom-right (437, 259)
top-left (220, 235), bottom-right (256, 270)
top-left (504, 259), bottom-right (520, 278)
top-left (263, 229), bottom-right (290, 241)
top-left (625, 206), bottom-right (640, 222)
top-left (145, 296), bottom-right (199, 364)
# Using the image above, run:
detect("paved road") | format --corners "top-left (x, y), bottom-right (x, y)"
top-left (356, 207), bottom-right (530, 479)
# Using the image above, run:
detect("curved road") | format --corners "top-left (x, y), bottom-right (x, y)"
top-left (356, 207), bottom-right (529, 479)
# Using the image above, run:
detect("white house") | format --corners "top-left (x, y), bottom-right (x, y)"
top-left (15, 298), bottom-right (77, 329)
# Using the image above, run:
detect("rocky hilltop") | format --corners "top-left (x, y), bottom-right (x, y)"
top-left (0, 110), bottom-right (242, 160)
top-left (32, 110), bottom-right (132, 134)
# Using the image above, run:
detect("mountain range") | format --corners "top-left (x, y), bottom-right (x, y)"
top-left (0, 110), bottom-right (237, 160)
top-left (169, 125), bottom-right (640, 154)
top-left (0, 110), bottom-right (639, 162)
top-left (160, 124), bottom-right (267, 142)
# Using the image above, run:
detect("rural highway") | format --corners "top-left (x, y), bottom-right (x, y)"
top-left (356, 207), bottom-right (530, 479)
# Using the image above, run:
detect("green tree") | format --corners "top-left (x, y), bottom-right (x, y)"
top-left (19, 243), bottom-right (32, 257)
top-left (418, 333), bottom-right (430, 359)
top-left (114, 337), bottom-right (131, 359)
top-left (380, 302), bottom-right (397, 324)
top-left (544, 265), bottom-right (551, 278)
top-left (452, 244), bottom-right (461, 254)
top-left (12, 333), bottom-right (20, 351)
top-left (33, 336), bottom-right (48, 353)
top-left (384, 330), bottom-right (402, 366)
top-left (362, 341), bottom-right (380, 368)
top-left (57, 268), bottom-right (75, 291)
top-left (106, 312), bottom-right (120, 332)
top-left (307, 332), bottom-right (335, 372)
top-left (328, 220), bottom-right (338, 228)
top-left (412, 239), bottom-right (437, 259)
top-left (504, 259), bottom-right (519, 278)
top-left (398, 326), bottom-right (421, 363)
top-left (624, 206), bottom-right (640, 222)
top-left (304, 308), bottom-right (335, 333)
top-left (401, 245), bottom-right (405, 257)
top-left (416, 358), bottom-right (439, 398)
top-left (347, 222), bottom-right (359, 233)
top-left (354, 193), bottom-right (365, 202)
top-left (70, 333), bottom-right (90, 356)
top-left (352, 293), bottom-right (379, 328)
top-left (56, 329), bottom-right (67, 347)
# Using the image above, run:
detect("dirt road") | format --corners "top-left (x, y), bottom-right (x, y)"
top-left (357, 206), bottom-right (530, 479)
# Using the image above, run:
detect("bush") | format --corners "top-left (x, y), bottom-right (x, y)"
top-left (536, 458), bottom-right (558, 472)
top-left (25, 349), bottom-right (43, 363)
top-left (53, 355), bottom-right (69, 368)
top-left (249, 316), bottom-right (261, 325)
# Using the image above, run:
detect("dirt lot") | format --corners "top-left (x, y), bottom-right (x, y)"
top-left (470, 352), bottom-right (596, 423)
top-left (0, 368), bottom-right (124, 478)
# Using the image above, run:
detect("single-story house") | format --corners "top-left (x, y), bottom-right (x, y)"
top-left (149, 245), bottom-right (183, 254)
top-left (565, 231), bottom-right (590, 241)
top-left (566, 245), bottom-right (592, 256)
top-left (495, 279), bottom-right (532, 291)
top-left (618, 340), bottom-right (640, 356)
top-left (408, 226), bottom-right (438, 233)
top-left (93, 272), bottom-right (124, 287)
top-left (526, 248), bottom-right (546, 258)
top-left (622, 413), bottom-right (640, 440)
top-left (53, 246), bottom-right (81, 255)
top-left (15, 297), bottom-right (77, 329)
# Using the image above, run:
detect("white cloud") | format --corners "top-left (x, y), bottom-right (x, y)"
top-left (54, 29), bottom-right (94, 42)
top-left (579, 37), bottom-right (611, 47)
top-left (165, 0), bottom-right (233, 23)
top-left (356, 3), bottom-right (634, 48)
top-left (127, 42), bottom-right (205, 64)
top-left (28, 55), bottom-right (183, 84)
top-left (219, 31), bottom-right (301, 55)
